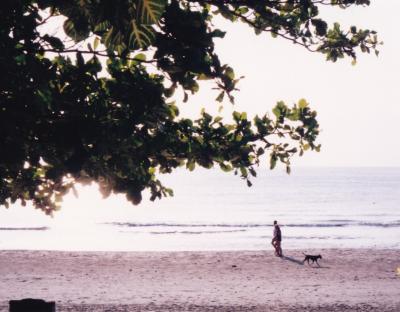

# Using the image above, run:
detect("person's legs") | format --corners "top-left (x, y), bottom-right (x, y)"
top-left (276, 241), bottom-right (283, 257)
top-left (271, 240), bottom-right (280, 256)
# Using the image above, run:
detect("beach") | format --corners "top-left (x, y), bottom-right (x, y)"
top-left (0, 249), bottom-right (399, 311)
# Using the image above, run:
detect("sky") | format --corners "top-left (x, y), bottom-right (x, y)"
top-left (37, 1), bottom-right (400, 168)
top-left (2, 1), bottom-right (400, 223)
top-left (181, 0), bottom-right (400, 167)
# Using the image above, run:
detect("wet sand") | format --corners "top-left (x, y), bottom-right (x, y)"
top-left (0, 249), bottom-right (399, 311)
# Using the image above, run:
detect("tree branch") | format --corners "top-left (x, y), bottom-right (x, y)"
top-left (41, 48), bottom-right (157, 64)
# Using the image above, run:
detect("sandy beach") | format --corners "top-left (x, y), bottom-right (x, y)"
top-left (0, 249), bottom-right (399, 311)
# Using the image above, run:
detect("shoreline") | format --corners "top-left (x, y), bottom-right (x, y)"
top-left (1, 249), bottom-right (399, 311)
top-left (2, 244), bottom-right (400, 253)
top-left (2, 246), bottom-right (400, 252)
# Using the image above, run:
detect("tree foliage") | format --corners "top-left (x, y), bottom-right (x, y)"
top-left (0, 0), bottom-right (379, 214)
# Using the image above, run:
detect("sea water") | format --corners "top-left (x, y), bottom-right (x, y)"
top-left (0, 167), bottom-right (399, 251)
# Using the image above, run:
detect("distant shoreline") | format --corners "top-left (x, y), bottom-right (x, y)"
top-left (1, 249), bottom-right (399, 311)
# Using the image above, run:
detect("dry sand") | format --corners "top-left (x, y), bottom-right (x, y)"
top-left (0, 249), bottom-right (399, 311)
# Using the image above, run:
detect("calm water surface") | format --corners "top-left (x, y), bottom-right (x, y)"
top-left (0, 167), bottom-right (399, 251)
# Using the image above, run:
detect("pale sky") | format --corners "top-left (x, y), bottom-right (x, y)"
top-left (181, 0), bottom-right (400, 167)
top-left (38, 1), bottom-right (400, 167)
top-left (2, 0), bottom-right (399, 227)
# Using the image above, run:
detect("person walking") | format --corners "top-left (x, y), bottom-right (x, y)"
top-left (271, 220), bottom-right (283, 257)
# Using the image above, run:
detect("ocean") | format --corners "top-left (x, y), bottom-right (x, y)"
top-left (0, 167), bottom-right (399, 251)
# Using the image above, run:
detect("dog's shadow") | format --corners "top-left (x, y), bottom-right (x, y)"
top-left (308, 264), bottom-right (330, 269)
top-left (281, 256), bottom-right (330, 269)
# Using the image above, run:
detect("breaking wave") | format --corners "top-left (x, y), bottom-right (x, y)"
top-left (106, 221), bottom-right (400, 229)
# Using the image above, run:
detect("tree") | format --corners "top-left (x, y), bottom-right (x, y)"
top-left (0, 0), bottom-right (379, 214)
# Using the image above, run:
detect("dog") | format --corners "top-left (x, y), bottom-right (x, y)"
top-left (302, 253), bottom-right (322, 266)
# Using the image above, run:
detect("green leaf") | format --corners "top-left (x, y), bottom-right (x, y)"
top-left (63, 19), bottom-right (89, 42)
top-left (270, 154), bottom-right (277, 170)
top-left (298, 98), bottom-right (308, 109)
top-left (136, 0), bottom-right (167, 25)
top-left (272, 101), bottom-right (287, 119)
top-left (198, 73), bottom-right (212, 80)
top-left (164, 188), bottom-right (174, 196)
top-left (93, 21), bottom-right (110, 34)
top-left (87, 56), bottom-right (102, 73)
top-left (233, 111), bottom-right (241, 121)
top-left (235, 134), bottom-right (243, 142)
top-left (219, 163), bottom-right (233, 172)
top-left (190, 81), bottom-right (199, 93)
top-left (225, 67), bottom-right (235, 80)
top-left (213, 116), bottom-right (223, 123)
top-left (311, 19), bottom-right (328, 36)
top-left (237, 7), bottom-right (249, 15)
top-left (129, 20), bottom-right (156, 49)
top-left (211, 29), bottom-right (226, 38)
top-left (134, 53), bottom-right (147, 61)
top-left (272, 106), bottom-right (281, 118)
top-left (183, 92), bottom-right (189, 103)
top-left (93, 37), bottom-right (100, 50)
top-left (76, 52), bottom-right (84, 67)
top-left (104, 26), bottom-right (116, 47)
top-left (186, 159), bottom-right (195, 171)
top-left (216, 91), bottom-right (225, 102)
top-left (164, 85), bottom-right (176, 97)
top-left (42, 35), bottom-right (65, 50)
top-left (36, 89), bottom-right (52, 106)
top-left (14, 54), bottom-right (26, 65)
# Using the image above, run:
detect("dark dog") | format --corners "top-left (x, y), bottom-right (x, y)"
top-left (302, 253), bottom-right (322, 266)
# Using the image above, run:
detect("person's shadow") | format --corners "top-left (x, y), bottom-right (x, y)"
top-left (281, 255), bottom-right (304, 265)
